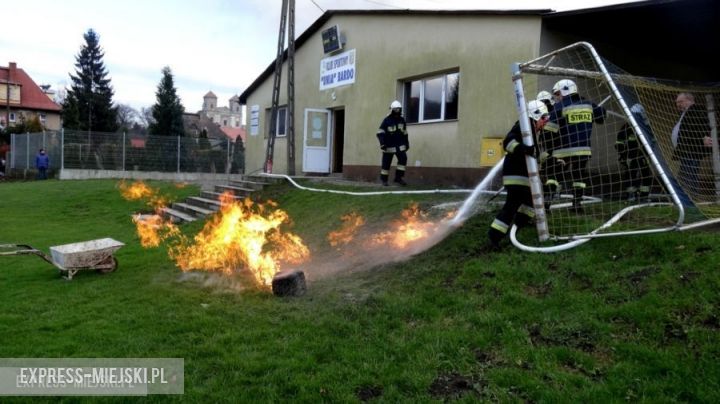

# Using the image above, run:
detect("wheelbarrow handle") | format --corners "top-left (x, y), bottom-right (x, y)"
top-left (0, 244), bottom-right (55, 265)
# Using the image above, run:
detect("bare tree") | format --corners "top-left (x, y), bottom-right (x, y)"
top-left (116, 103), bottom-right (138, 132)
top-left (139, 106), bottom-right (155, 128)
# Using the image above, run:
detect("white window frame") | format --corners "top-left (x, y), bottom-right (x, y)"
top-left (39, 113), bottom-right (47, 123)
top-left (274, 106), bottom-right (287, 138)
top-left (9, 112), bottom-right (16, 122)
top-left (404, 71), bottom-right (459, 124)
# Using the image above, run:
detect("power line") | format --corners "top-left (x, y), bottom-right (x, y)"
top-left (309, 0), bottom-right (324, 12)
top-left (359, 0), bottom-right (404, 9)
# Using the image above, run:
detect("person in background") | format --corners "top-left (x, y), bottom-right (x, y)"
top-left (487, 100), bottom-right (549, 250)
top-left (376, 100), bottom-right (409, 186)
top-left (671, 92), bottom-right (712, 201)
top-left (35, 148), bottom-right (49, 180)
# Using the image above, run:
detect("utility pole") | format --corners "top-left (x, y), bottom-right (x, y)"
top-left (88, 64), bottom-right (93, 147)
top-left (5, 64), bottom-right (11, 131)
top-left (286, 0), bottom-right (296, 175)
top-left (264, 0), bottom-right (295, 174)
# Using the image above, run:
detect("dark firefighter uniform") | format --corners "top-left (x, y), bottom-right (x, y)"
top-left (538, 104), bottom-right (563, 205)
top-left (616, 122), bottom-right (652, 200)
top-left (488, 120), bottom-right (538, 248)
top-left (550, 94), bottom-right (606, 210)
top-left (376, 113), bottom-right (409, 185)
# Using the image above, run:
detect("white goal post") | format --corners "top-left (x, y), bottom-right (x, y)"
top-left (510, 42), bottom-right (720, 250)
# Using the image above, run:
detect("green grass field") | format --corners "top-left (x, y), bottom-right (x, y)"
top-left (1, 179), bottom-right (719, 402)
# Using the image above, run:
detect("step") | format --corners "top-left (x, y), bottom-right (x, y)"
top-left (245, 174), bottom-right (285, 184)
top-left (201, 191), bottom-right (245, 201)
top-left (186, 196), bottom-right (222, 211)
top-left (172, 202), bottom-right (215, 217)
top-left (160, 207), bottom-right (197, 223)
top-left (229, 179), bottom-right (267, 190)
top-left (215, 184), bottom-right (255, 195)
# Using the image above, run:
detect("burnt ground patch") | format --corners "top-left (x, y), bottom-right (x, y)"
top-left (428, 372), bottom-right (485, 401)
top-left (355, 385), bottom-right (383, 402)
top-left (528, 323), bottom-right (599, 352)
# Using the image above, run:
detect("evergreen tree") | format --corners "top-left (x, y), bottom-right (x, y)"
top-left (149, 66), bottom-right (185, 136)
top-left (62, 29), bottom-right (118, 132)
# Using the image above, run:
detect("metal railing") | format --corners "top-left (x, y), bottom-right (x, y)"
top-left (8, 130), bottom-right (245, 175)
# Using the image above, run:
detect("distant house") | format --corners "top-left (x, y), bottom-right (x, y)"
top-left (182, 112), bottom-right (226, 139)
top-left (220, 126), bottom-right (246, 144)
top-left (201, 92), bottom-right (243, 128)
top-left (0, 62), bottom-right (62, 131)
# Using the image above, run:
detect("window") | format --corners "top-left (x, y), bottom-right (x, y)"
top-left (39, 113), bottom-right (46, 123)
top-left (403, 71), bottom-right (459, 123)
top-left (265, 106), bottom-right (287, 138)
top-left (223, 119), bottom-right (228, 126)
top-left (9, 112), bottom-right (16, 122)
top-left (275, 107), bottom-right (287, 137)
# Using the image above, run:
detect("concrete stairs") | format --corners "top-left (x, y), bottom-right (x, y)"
top-left (160, 175), bottom-right (281, 223)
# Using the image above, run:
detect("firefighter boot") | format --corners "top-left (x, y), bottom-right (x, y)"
top-left (572, 188), bottom-right (584, 214)
top-left (486, 228), bottom-right (503, 251)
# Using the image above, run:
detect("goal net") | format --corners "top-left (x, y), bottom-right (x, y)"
top-left (510, 42), bottom-right (720, 247)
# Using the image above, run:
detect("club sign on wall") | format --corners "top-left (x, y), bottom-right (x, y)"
top-left (319, 49), bottom-right (356, 91)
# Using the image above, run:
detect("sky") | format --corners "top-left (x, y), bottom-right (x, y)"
top-left (1, 0), bottom-right (644, 115)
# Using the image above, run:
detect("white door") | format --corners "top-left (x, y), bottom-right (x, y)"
top-left (303, 108), bottom-right (332, 173)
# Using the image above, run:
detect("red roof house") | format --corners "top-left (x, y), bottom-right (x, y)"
top-left (1, 62), bottom-right (62, 130)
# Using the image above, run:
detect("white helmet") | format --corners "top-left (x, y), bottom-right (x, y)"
top-left (390, 100), bottom-right (402, 109)
top-left (552, 79), bottom-right (577, 97)
top-left (630, 103), bottom-right (649, 125)
top-left (527, 100), bottom-right (549, 122)
top-left (537, 90), bottom-right (554, 105)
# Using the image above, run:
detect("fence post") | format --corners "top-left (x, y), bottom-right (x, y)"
top-left (226, 138), bottom-right (231, 176)
top-left (122, 132), bottom-right (126, 172)
top-left (177, 136), bottom-right (181, 173)
top-left (61, 128), bottom-right (64, 172)
top-left (11, 133), bottom-right (15, 169)
top-left (26, 132), bottom-right (30, 170)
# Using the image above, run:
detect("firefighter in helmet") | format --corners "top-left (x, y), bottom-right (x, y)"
top-left (616, 103), bottom-right (652, 201)
top-left (488, 100), bottom-right (549, 249)
top-left (536, 90), bottom-right (563, 208)
top-left (376, 100), bottom-right (409, 186)
top-left (549, 79), bottom-right (606, 212)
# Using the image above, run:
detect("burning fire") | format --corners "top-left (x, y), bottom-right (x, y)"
top-left (120, 180), bottom-right (309, 287)
top-left (118, 180), bottom-right (168, 209)
top-left (327, 204), bottom-right (440, 251)
top-left (132, 214), bottom-right (179, 248)
top-left (169, 193), bottom-right (309, 286)
top-left (120, 180), bottom-right (178, 247)
top-left (327, 212), bottom-right (365, 247)
top-left (369, 203), bottom-right (438, 248)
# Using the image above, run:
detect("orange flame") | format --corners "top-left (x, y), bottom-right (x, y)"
top-left (119, 180), bottom-right (168, 209)
top-left (132, 214), bottom-right (179, 248)
top-left (327, 212), bottom-right (365, 247)
top-left (169, 193), bottom-right (309, 286)
top-left (369, 204), bottom-right (437, 249)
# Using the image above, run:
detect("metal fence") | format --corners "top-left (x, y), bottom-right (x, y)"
top-left (9, 130), bottom-right (245, 175)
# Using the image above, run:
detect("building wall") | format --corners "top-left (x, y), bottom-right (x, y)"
top-left (244, 13), bottom-right (543, 184)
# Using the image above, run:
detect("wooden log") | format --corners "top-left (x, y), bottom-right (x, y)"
top-left (272, 270), bottom-right (307, 297)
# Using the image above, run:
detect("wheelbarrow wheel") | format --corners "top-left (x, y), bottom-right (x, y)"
top-left (96, 257), bottom-right (118, 274)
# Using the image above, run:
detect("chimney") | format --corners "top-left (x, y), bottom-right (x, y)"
top-left (8, 62), bottom-right (16, 81)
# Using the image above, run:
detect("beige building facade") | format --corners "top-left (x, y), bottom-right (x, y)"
top-left (240, 10), bottom-right (546, 186)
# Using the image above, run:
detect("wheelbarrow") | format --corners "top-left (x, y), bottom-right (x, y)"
top-left (0, 238), bottom-right (124, 280)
